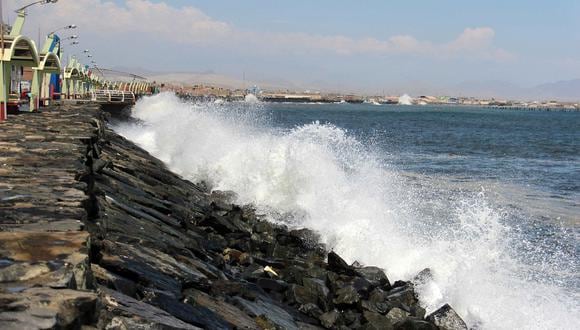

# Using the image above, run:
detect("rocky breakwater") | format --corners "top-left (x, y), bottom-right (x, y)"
top-left (0, 104), bottom-right (468, 329)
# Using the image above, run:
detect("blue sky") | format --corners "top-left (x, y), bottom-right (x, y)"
top-left (10, 0), bottom-right (580, 93)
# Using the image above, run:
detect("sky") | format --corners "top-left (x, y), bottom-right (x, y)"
top-left (4, 0), bottom-right (580, 94)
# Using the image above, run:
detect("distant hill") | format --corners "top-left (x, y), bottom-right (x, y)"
top-left (111, 66), bottom-right (580, 101)
top-left (453, 79), bottom-right (580, 101)
top-left (143, 72), bottom-right (304, 92)
top-left (452, 80), bottom-right (524, 99)
top-left (529, 79), bottom-right (580, 101)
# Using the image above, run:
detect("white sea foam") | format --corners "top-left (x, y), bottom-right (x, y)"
top-left (399, 94), bottom-right (413, 105)
top-left (115, 92), bottom-right (579, 330)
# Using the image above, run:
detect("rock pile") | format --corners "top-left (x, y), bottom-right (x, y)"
top-left (0, 105), bottom-right (468, 329)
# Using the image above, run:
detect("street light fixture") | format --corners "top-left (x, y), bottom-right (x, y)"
top-left (10, 0), bottom-right (59, 37)
top-left (48, 24), bottom-right (76, 36)
top-left (15, 0), bottom-right (58, 13)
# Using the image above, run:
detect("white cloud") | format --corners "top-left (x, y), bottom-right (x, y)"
top-left (8, 0), bottom-right (514, 61)
top-left (10, 0), bottom-right (232, 44)
top-left (448, 27), bottom-right (495, 51)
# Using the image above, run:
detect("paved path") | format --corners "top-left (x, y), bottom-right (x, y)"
top-left (0, 105), bottom-right (102, 328)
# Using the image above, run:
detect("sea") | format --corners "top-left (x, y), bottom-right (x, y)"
top-left (115, 93), bottom-right (579, 330)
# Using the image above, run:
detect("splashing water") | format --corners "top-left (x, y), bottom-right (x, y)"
top-left (399, 94), bottom-right (413, 105)
top-left (245, 93), bottom-right (259, 103)
top-left (115, 93), bottom-right (579, 330)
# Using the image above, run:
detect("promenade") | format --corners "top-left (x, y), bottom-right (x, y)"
top-left (0, 105), bottom-right (101, 327)
top-left (0, 104), bottom-right (205, 328)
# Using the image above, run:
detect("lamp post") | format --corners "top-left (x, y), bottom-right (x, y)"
top-left (10, 0), bottom-right (59, 36)
top-left (42, 25), bottom-right (76, 62)
top-left (48, 24), bottom-right (76, 36)
top-left (15, 0), bottom-right (58, 12)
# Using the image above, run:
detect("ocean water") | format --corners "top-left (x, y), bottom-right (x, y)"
top-left (115, 93), bottom-right (579, 330)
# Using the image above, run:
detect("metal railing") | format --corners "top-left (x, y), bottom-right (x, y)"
top-left (90, 90), bottom-right (136, 104)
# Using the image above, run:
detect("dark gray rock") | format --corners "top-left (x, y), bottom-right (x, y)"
top-left (386, 284), bottom-right (418, 307)
top-left (91, 263), bottom-right (137, 297)
top-left (0, 288), bottom-right (98, 330)
top-left (209, 190), bottom-right (238, 210)
top-left (327, 251), bottom-right (355, 275)
top-left (287, 284), bottom-right (319, 305)
top-left (98, 287), bottom-right (201, 329)
top-left (342, 309), bottom-right (362, 328)
top-left (333, 285), bottom-right (361, 306)
top-left (232, 296), bottom-right (300, 330)
top-left (92, 158), bottom-right (110, 173)
top-left (410, 305), bottom-right (426, 319)
top-left (352, 276), bottom-right (373, 295)
top-left (319, 309), bottom-right (340, 329)
top-left (241, 264), bottom-right (268, 281)
top-left (257, 278), bottom-right (289, 293)
top-left (184, 288), bottom-right (258, 329)
top-left (426, 304), bottom-right (468, 330)
top-left (360, 288), bottom-right (395, 314)
top-left (360, 299), bottom-right (390, 314)
top-left (362, 311), bottom-right (394, 330)
top-left (326, 271), bottom-right (353, 292)
top-left (303, 277), bottom-right (330, 297)
top-left (299, 303), bottom-right (323, 319)
top-left (394, 317), bottom-right (438, 330)
top-left (143, 289), bottom-right (231, 329)
top-left (356, 266), bottom-right (391, 289)
top-left (385, 307), bottom-right (411, 324)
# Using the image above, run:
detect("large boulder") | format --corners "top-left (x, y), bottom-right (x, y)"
top-left (394, 317), bottom-right (438, 330)
top-left (184, 288), bottom-right (258, 329)
top-left (0, 288), bottom-right (98, 329)
top-left (98, 287), bottom-right (201, 329)
top-left (319, 309), bottom-right (340, 329)
top-left (386, 284), bottom-right (418, 307)
top-left (356, 266), bottom-right (391, 289)
top-left (386, 307), bottom-right (411, 324)
top-left (426, 304), bottom-right (468, 330)
top-left (361, 311), bottom-right (394, 330)
top-left (333, 285), bottom-right (361, 306)
top-left (327, 251), bottom-right (355, 275)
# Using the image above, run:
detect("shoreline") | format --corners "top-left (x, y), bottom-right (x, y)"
top-left (0, 104), bottom-right (468, 329)
top-left (176, 93), bottom-right (580, 112)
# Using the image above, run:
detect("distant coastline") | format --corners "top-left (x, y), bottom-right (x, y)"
top-left (161, 83), bottom-right (580, 111)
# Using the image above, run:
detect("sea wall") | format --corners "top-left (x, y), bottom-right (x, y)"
top-left (0, 104), bottom-right (467, 329)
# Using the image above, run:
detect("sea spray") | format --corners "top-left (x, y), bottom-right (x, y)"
top-left (115, 92), bottom-right (579, 330)
top-left (398, 94), bottom-right (413, 105)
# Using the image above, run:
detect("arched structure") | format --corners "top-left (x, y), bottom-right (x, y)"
top-left (63, 58), bottom-right (86, 99)
top-left (31, 52), bottom-right (62, 110)
top-left (38, 52), bottom-right (61, 71)
top-left (1, 35), bottom-right (40, 119)
top-left (4, 35), bottom-right (40, 64)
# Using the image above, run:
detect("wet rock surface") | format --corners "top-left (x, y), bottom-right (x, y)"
top-left (0, 105), bottom-right (467, 329)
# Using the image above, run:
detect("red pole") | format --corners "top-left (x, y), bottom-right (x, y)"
top-left (0, 102), bottom-right (6, 122)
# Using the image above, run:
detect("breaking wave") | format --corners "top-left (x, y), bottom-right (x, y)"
top-left (115, 93), bottom-right (579, 330)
